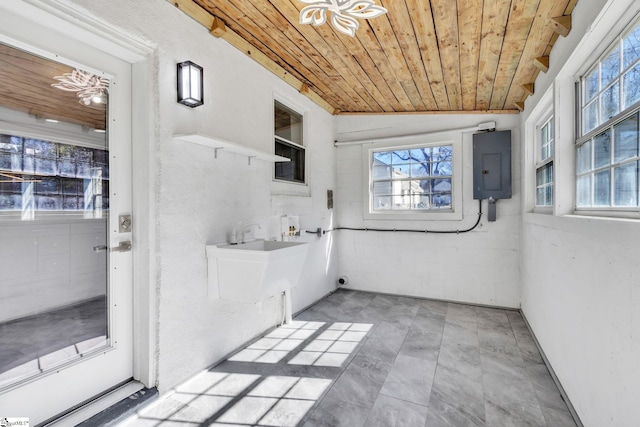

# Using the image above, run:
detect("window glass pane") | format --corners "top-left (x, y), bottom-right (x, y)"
top-left (614, 113), bottom-right (639, 162)
top-left (373, 151), bottom-right (391, 164)
top-left (613, 161), bottom-right (639, 206)
top-left (373, 196), bottom-right (391, 210)
top-left (409, 148), bottom-right (430, 162)
top-left (274, 101), bottom-right (302, 145)
top-left (391, 150), bottom-right (410, 163)
top-left (413, 195), bottom-right (430, 209)
top-left (545, 185), bottom-right (553, 206)
top-left (536, 187), bottom-right (545, 205)
top-left (432, 178), bottom-right (452, 195)
top-left (432, 193), bottom-right (451, 208)
top-left (393, 180), bottom-right (412, 195)
top-left (623, 24), bottom-right (640, 70)
top-left (584, 67), bottom-right (599, 103)
top-left (410, 163), bottom-right (430, 177)
top-left (275, 140), bottom-right (305, 183)
top-left (601, 47), bottom-right (620, 87)
top-left (577, 140), bottom-right (592, 173)
top-left (432, 145), bottom-right (452, 161)
top-left (623, 62), bottom-right (640, 108)
top-left (391, 163), bottom-right (410, 176)
top-left (391, 194), bottom-right (410, 209)
top-left (577, 175), bottom-right (591, 207)
top-left (431, 161), bottom-right (452, 176)
top-left (583, 100), bottom-right (598, 133)
top-left (594, 130), bottom-right (611, 169)
top-left (594, 170), bottom-right (611, 206)
top-left (600, 82), bottom-right (620, 121)
top-left (412, 179), bottom-right (431, 194)
top-left (373, 181), bottom-right (391, 196)
top-left (373, 165), bottom-right (390, 179)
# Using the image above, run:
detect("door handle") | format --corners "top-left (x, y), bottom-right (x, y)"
top-left (93, 241), bottom-right (132, 253)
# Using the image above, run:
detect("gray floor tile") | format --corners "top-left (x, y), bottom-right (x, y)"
top-left (303, 396), bottom-right (370, 427)
top-left (427, 366), bottom-right (485, 427)
top-left (398, 327), bottom-right (441, 361)
top-left (359, 321), bottom-right (408, 363)
top-left (324, 355), bottom-right (391, 407)
top-left (527, 364), bottom-right (570, 412)
top-left (119, 289), bottom-right (576, 427)
top-left (379, 354), bottom-right (436, 406)
top-left (365, 394), bottom-right (428, 427)
top-left (483, 372), bottom-right (547, 427)
top-left (540, 406), bottom-right (577, 427)
top-left (437, 341), bottom-right (482, 382)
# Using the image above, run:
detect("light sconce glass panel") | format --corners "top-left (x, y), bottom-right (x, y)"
top-left (177, 60), bottom-right (204, 107)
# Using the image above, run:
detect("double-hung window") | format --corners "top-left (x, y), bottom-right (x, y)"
top-left (274, 100), bottom-right (305, 184)
top-left (576, 18), bottom-right (640, 210)
top-left (364, 135), bottom-right (462, 220)
top-left (536, 117), bottom-right (554, 207)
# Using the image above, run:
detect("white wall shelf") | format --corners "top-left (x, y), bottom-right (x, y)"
top-left (174, 133), bottom-right (290, 165)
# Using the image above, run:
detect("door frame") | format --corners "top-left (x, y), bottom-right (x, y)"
top-left (0, 0), bottom-right (157, 400)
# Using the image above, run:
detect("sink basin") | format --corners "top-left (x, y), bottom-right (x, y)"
top-left (206, 239), bottom-right (309, 302)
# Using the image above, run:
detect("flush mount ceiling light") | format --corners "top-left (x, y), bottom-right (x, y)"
top-left (299, 0), bottom-right (387, 37)
top-left (52, 69), bottom-right (109, 107)
top-left (177, 60), bottom-right (204, 108)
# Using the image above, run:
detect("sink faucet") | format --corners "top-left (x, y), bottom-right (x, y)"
top-left (241, 223), bottom-right (261, 243)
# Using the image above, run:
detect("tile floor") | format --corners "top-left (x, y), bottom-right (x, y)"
top-left (122, 289), bottom-right (577, 426)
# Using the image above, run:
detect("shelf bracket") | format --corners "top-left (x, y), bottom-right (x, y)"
top-left (248, 156), bottom-right (256, 166)
top-left (214, 147), bottom-right (224, 159)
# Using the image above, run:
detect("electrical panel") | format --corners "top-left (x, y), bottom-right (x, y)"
top-left (473, 130), bottom-right (512, 200)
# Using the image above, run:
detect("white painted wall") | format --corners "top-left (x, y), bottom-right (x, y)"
top-left (70, 0), bottom-right (337, 392)
top-left (335, 114), bottom-right (521, 308)
top-left (520, 0), bottom-right (640, 425)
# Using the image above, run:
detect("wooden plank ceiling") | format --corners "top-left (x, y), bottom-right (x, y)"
top-left (172, 0), bottom-right (577, 114)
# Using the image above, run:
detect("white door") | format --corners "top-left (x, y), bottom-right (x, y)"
top-left (0, 7), bottom-right (134, 424)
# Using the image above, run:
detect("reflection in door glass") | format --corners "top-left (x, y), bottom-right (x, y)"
top-left (0, 42), bottom-right (111, 390)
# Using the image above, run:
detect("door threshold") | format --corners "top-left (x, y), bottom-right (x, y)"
top-left (44, 380), bottom-right (144, 427)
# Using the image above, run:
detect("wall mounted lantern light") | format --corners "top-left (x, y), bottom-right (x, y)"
top-left (177, 60), bottom-right (204, 107)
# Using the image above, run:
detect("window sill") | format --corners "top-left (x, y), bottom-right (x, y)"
top-left (270, 179), bottom-right (310, 197)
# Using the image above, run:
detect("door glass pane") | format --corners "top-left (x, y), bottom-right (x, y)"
top-left (0, 43), bottom-right (110, 389)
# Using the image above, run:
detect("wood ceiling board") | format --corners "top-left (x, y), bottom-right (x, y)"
top-left (475, 0), bottom-right (511, 110)
top-left (200, 1), bottom-right (350, 110)
top-left (279, 0), bottom-right (388, 112)
top-left (174, 0), bottom-right (577, 114)
top-left (488, 0), bottom-right (540, 110)
top-left (170, 0), bottom-right (337, 114)
top-left (503, 0), bottom-right (570, 108)
top-left (432, 0), bottom-right (463, 110)
top-left (381, 0), bottom-right (438, 111)
top-left (406, 0), bottom-right (449, 110)
top-left (458, 0), bottom-right (484, 111)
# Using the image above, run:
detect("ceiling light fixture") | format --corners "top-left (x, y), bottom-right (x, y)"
top-left (299, 0), bottom-right (387, 37)
top-left (52, 69), bottom-right (109, 107)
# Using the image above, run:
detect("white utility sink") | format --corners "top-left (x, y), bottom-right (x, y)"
top-left (206, 239), bottom-right (309, 302)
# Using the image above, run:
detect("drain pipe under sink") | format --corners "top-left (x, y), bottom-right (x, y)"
top-left (280, 290), bottom-right (292, 326)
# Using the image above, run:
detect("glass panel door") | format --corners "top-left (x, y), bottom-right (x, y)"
top-left (0, 42), bottom-right (112, 389)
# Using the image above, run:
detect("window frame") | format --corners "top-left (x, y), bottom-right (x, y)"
top-left (575, 16), bottom-right (640, 215)
top-left (362, 134), bottom-right (463, 221)
top-left (535, 115), bottom-right (554, 209)
top-left (273, 99), bottom-right (306, 186)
